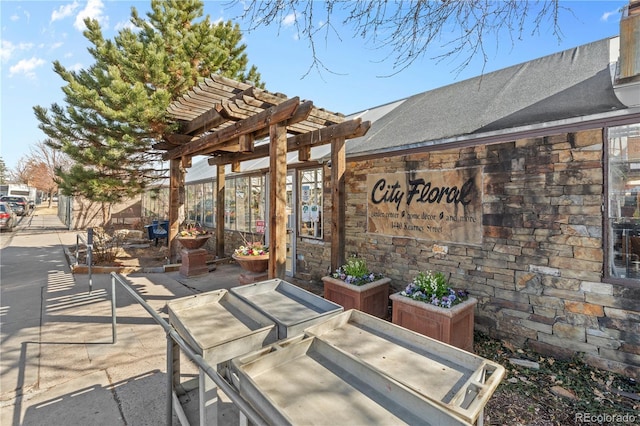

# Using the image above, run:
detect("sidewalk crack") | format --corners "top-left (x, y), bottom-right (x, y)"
top-left (106, 369), bottom-right (128, 425)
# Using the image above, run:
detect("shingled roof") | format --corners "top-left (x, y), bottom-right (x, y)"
top-left (345, 37), bottom-right (627, 157)
top-left (185, 36), bottom-right (635, 178)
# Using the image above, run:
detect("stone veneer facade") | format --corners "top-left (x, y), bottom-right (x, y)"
top-left (296, 128), bottom-right (640, 378)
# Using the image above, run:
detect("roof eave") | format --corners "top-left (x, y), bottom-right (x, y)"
top-left (345, 107), bottom-right (640, 161)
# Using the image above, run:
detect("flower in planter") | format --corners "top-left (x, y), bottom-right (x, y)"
top-left (400, 270), bottom-right (469, 308)
top-left (234, 233), bottom-right (269, 256)
top-left (179, 222), bottom-right (210, 237)
top-left (332, 256), bottom-right (383, 286)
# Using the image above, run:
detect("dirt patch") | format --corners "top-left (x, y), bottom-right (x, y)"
top-left (70, 234), bottom-right (170, 268)
top-left (474, 332), bottom-right (638, 425)
top-left (98, 243), bottom-right (170, 268)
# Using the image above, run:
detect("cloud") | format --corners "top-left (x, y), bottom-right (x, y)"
top-left (282, 13), bottom-right (296, 27)
top-left (9, 57), bottom-right (46, 78)
top-left (51, 1), bottom-right (80, 23)
top-left (600, 8), bottom-right (620, 22)
top-left (10, 14), bottom-right (19, 22)
top-left (74, 0), bottom-right (107, 31)
top-left (0, 40), bottom-right (34, 62)
top-left (0, 40), bottom-right (16, 62)
top-left (114, 18), bottom-right (136, 32)
top-left (68, 62), bottom-right (84, 72)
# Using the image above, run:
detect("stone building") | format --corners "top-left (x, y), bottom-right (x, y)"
top-left (310, 31), bottom-right (640, 379)
top-left (147, 5), bottom-right (640, 377)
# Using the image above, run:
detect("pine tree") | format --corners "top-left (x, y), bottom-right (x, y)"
top-left (34, 0), bottom-right (262, 221)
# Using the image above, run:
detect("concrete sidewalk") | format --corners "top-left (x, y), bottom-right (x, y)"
top-left (0, 211), bottom-right (247, 425)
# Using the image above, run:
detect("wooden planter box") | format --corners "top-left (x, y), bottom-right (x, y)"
top-left (321, 276), bottom-right (391, 319)
top-left (390, 293), bottom-right (477, 352)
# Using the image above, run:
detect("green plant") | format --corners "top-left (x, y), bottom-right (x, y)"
top-left (331, 255), bottom-right (382, 286)
top-left (400, 270), bottom-right (468, 308)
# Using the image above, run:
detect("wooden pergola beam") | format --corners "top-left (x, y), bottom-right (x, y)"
top-left (168, 158), bottom-right (184, 262)
top-left (207, 118), bottom-right (370, 166)
top-left (178, 106), bottom-right (225, 136)
top-left (268, 122), bottom-right (288, 279)
top-left (163, 97), bottom-right (310, 160)
top-left (331, 137), bottom-right (346, 271)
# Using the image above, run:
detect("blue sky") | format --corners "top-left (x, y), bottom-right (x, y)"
top-left (0, 0), bottom-right (628, 170)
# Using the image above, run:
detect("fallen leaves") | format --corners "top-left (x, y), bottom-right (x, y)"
top-left (474, 332), bottom-right (638, 425)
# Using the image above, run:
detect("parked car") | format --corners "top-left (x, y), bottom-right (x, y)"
top-left (0, 202), bottom-right (17, 231)
top-left (0, 196), bottom-right (28, 215)
top-left (8, 202), bottom-right (25, 216)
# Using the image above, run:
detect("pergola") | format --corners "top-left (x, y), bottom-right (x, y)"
top-left (158, 74), bottom-right (370, 279)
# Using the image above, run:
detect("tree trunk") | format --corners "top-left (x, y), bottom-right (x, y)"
top-left (101, 202), bottom-right (111, 226)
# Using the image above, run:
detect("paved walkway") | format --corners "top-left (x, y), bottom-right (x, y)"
top-left (0, 210), bottom-right (247, 425)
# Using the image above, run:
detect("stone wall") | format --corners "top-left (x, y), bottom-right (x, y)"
top-left (301, 128), bottom-right (639, 378)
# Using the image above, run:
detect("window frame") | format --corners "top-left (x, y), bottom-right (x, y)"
top-left (298, 166), bottom-right (324, 240)
top-left (604, 121), bottom-right (640, 289)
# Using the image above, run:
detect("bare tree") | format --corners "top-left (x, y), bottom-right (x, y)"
top-left (234, 0), bottom-right (565, 76)
top-left (11, 158), bottom-right (32, 185)
top-left (13, 141), bottom-right (71, 206)
top-left (30, 141), bottom-right (71, 206)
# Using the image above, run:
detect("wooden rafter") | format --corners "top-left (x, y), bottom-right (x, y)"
top-left (163, 97), bottom-right (308, 160)
top-left (164, 75), bottom-right (345, 142)
top-left (206, 118), bottom-right (370, 166)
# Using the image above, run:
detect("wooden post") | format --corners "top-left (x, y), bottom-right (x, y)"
top-left (331, 137), bottom-right (346, 272)
top-left (216, 165), bottom-right (226, 258)
top-left (268, 123), bottom-right (288, 279)
top-left (169, 158), bottom-right (184, 263)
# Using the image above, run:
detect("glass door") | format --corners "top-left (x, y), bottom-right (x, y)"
top-left (286, 171), bottom-right (296, 276)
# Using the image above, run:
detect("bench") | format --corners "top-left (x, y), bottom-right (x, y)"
top-left (144, 220), bottom-right (169, 246)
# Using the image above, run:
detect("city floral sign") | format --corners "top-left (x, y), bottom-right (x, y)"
top-left (367, 168), bottom-right (482, 245)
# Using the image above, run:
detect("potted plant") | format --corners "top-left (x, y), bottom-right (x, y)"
top-left (176, 223), bottom-right (211, 250)
top-left (176, 223), bottom-right (211, 277)
top-left (232, 234), bottom-right (269, 276)
top-left (322, 256), bottom-right (391, 318)
top-left (390, 270), bottom-right (477, 352)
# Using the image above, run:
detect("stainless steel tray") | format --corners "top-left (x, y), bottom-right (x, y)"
top-left (232, 336), bottom-right (467, 425)
top-left (167, 289), bottom-right (277, 364)
top-left (230, 279), bottom-right (343, 338)
top-left (303, 309), bottom-right (506, 424)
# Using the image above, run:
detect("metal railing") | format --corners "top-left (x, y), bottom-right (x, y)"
top-left (76, 228), bottom-right (93, 293)
top-left (109, 272), bottom-right (266, 426)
